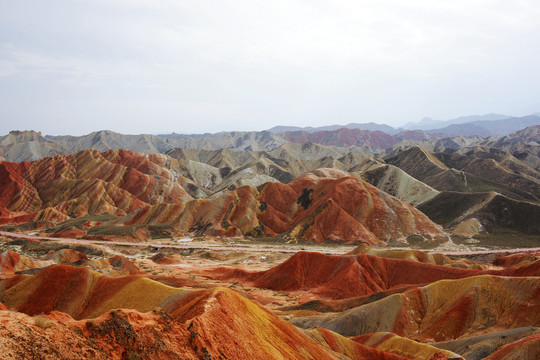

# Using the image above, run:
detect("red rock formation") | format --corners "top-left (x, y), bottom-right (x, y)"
top-left (0, 149), bottom-right (192, 226)
top-left (1, 268), bottom-right (392, 359)
top-left (493, 252), bottom-right (540, 268)
top-left (213, 252), bottom-right (540, 300)
top-left (1, 148), bottom-right (446, 243)
top-left (348, 244), bottom-right (484, 269)
top-left (352, 332), bottom-right (461, 359)
top-left (292, 274), bottom-right (540, 342)
top-left (306, 328), bottom-right (411, 359)
top-left (0, 250), bottom-right (51, 274)
top-left (169, 287), bottom-right (349, 359)
top-left (42, 249), bottom-right (88, 264)
top-left (1, 148), bottom-right (445, 243)
top-left (106, 255), bottom-right (141, 275)
top-left (0, 265), bottom-right (176, 319)
top-left (49, 226), bottom-right (87, 238)
top-left (121, 169), bottom-right (445, 244)
top-left (483, 333), bottom-right (540, 360)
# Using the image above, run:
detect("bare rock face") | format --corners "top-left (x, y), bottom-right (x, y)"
top-left (482, 333), bottom-right (540, 360)
top-left (0, 250), bottom-right (52, 274)
top-left (291, 274), bottom-right (540, 342)
top-left (452, 218), bottom-right (483, 237)
top-left (0, 265), bottom-right (406, 360)
top-left (210, 251), bottom-right (540, 301)
top-left (0, 130), bottom-right (65, 162)
top-left (0, 248), bottom-right (538, 359)
top-left (347, 244), bottom-right (484, 269)
top-left (351, 332), bottom-right (462, 360)
top-left (119, 168), bottom-right (445, 244)
top-left (1, 149), bottom-right (444, 244)
top-left (0, 149), bottom-right (192, 226)
top-left (358, 163), bottom-right (440, 207)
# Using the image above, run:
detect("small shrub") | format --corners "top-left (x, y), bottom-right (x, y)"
top-left (126, 351), bottom-right (141, 360)
top-left (33, 315), bottom-right (53, 329)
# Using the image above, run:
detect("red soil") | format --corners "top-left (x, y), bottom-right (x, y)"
top-left (44, 248), bottom-right (88, 263)
top-left (0, 265), bottom-right (143, 319)
top-left (212, 252), bottom-right (540, 300)
top-left (314, 328), bottom-right (410, 359)
top-left (107, 255), bottom-right (141, 275)
top-left (493, 252), bottom-right (540, 268)
top-left (0, 149), bottom-right (191, 226)
top-left (483, 333), bottom-right (540, 360)
top-left (0, 249), bottom-right (48, 274)
top-left (11, 265), bottom-right (94, 316)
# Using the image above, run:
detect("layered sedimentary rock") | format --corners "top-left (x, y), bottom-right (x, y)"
top-left (0, 250), bottom-right (52, 274)
top-left (211, 251), bottom-right (539, 301)
top-left (347, 244), bottom-right (483, 269)
top-left (283, 128), bottom-right (401, 149)
top-left (352, 332), bottom-right (463, 360)
top-left (0, 290), bottom-right (347, 359)
top-left (291, 274), bottom-right (540, 342)
top-left (0, 265), bottom-right (189, 319)
top-left (117, 168), bottom-right (444, 243)
top-left (0, 263), bottom-right (412, 360)
top-left (434, 327), bottom-right (540, 360)
top-left (0, 149), bottom-right (191, 225)
top-left (483, 333), bottom-right (540, 360)
top-left (0, 150), bottom-right (445, 244)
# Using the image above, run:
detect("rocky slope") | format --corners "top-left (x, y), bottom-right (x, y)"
top-left (211, 251), bottom-right (539, 301)
top-left (0, 288), bottom-right (351, 359)
top-left (113, 168), bottom-right (444, 244)
top-left (291, 274), bottom-right (540, 342)
top-left (2, 245), bottom-right (538, 359)
top-left (0, 149), bottom-right (446, 244)
top-left (2, 121), bottom-right (538, 164)
top-left (0, 259), bottom-right (422, 360)
top-left (0, 149), bottom-right (194, 228)
top-left (385, 145), bottom-right (540, 201)
top-left (2, 134), bottom-right (540, 240)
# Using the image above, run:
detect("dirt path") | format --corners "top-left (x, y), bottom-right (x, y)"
top-left (0, 231), bottom-right (346, 254)
top-left (1, 231), bottom-right (539, 256)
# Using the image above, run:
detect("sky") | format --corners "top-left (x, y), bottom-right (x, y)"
top-left (1, 0), bottom-right (539, 135)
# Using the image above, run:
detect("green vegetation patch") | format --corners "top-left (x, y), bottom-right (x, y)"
top-left (86, 225), bottom-right (139, 236)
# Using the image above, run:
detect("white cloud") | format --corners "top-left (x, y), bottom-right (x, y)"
top-left (0, 0), bottom-right (539, 134)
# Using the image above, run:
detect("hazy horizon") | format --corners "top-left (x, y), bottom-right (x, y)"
top-left (1, 1), bottom-right (539, 136)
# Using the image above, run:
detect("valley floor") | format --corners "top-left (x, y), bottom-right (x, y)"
top-left (1, 232), bottom-right (539, 359)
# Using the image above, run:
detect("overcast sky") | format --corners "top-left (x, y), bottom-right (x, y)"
top-left (1, 0), bottom-right (539, 135)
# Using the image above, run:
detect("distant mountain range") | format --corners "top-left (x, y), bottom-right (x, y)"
top-left (403, 113), bottom-right (511, 130)
top-left (1, 115), bottom-right (540, 163)
top-left (268, 122), bottom-right (400, 135)
top-left (1, 126), bottom-right (540, 240)
top-left (269, 114), bottom-right (540, 137)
